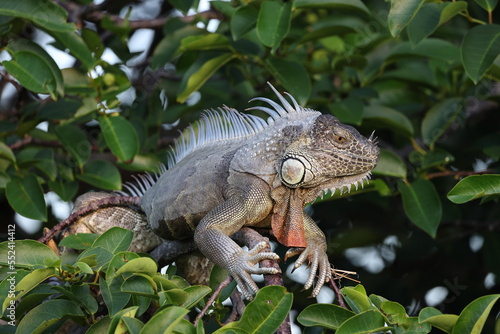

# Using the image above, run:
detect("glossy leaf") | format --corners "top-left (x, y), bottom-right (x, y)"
top-left (453, 294), bottom-right (500, 334)
top-left (294, 0), bottom-right (370, 15)
top-left (372, 149), bottom-right (407, 178)
top-left (329, 97), bottom-right (364, 126)
top-left (342, 285), bottom-right (376, 314)
top-left (398, 179), bottom-right (442, 238)
top-left (177, 53), bottom-right (237, 103)
top-left (461, 24), bottom-right (500, 84)
top-left (387, 39), bottom-right (460, 63)
top-left (59, 233), bottom-right (99, 250)
top-left (6, 174), bottom-right (47, 221)
top-left (421, 98), bottom-right (463, 147)
top-left (76, 160), bottom-right (121, 190)
top-left (48, 180), bottom-right (79, 202)
top-left (100, 275), bottom-right (131, 316)
top-left (92, 227), bottom-right (134, 255)
top-left (181, 285), bottom-right (212, 309)
top-left (114, 257), bottom-right (157, 278)
top-left (336, 310), bottom-right (388, 334)
top-left (0, 0), bottom-right (75, 32)
top-left (215, 286), bottom-right (292, 334)
top-left (363, 105), bottom-right (414, 138)
top-left (54, 123), bottom-right (91, 168)
top-left (265, 57), bottom-right (311, 105)
top-left (231, 5), bottom-right (259, 40)
top-left (15, 299), bottom-right (85, 334)
top-left (151, 26), bottom-right (203, 68)
top-left (180, 34), bottom-right (231, 52)
top-left (0, 142), bottom-right (15, 162)
top-left (0, 240), bottom-right (59, 269)
top-left (447, 175), bottom-right (500, 204)
top-left (50, 30), bottom-right (95, 70)
top-left (3, 39), bottom-right (64, 99)
top-left (256, 1), bottom-right (292, 52)
top-left (419, 307), bottom-right (458, 333)
top-left (387, 0), bottom-right (425, 37)
top-left (121, 275), bottom-right (156, 298)
top-left (472, 0), bottom-right (498, 11)
top-left (407, 2), bottom-right (467, 47)
top-left (169, 0), bottom-right (194, 13)
top-left (140, 306), bottom-right (189, 333)
top-left (297, 304), bottom-right (355, 330)
top-left (99, 115), bottom-right (139, 162)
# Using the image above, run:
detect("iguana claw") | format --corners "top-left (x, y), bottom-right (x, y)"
top-left (229, 241), bottom-right (281, 300)
top-left (286, 245), bottom-right (332, 298)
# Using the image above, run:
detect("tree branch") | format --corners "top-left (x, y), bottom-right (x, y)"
top-left (426, 169), bottom-right (495, 180)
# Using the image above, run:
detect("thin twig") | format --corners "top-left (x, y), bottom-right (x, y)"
top-left (426, 169), bottom-right (495, 180)
top-left (194, 276), bottom-right (233, 327)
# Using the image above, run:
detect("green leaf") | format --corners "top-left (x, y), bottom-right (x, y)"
top-left (387, 39), bottom-right (460, 63)
top-left (0, 141), bottom-right (15, 163)
top-left (342, 285), bottom-right (376, 313)
top-left (0, 240), bottom-right (59, 269)
top-left (472, 0), bottom-right (498, 11)
top-left (71, 283), bottom-right (99, 314)
top-left (461, 24), bottom-right (500, 84)
top-left (140, 306), bottom-right (189, 333)
top-left (447, 175), bottom-right (500, 204)
top-left (215, 286), bottom-right (292, 334)
top-left (78, 247), bottom-right (114, 270)
top-left (453, 294), bottom-right (500, 334)
top-left (169, 0), bottom-right (194, 13)
top-left (439, 2), bottom-right (468, 25)
top-left (265, 57), bottom-right (311, 105)
top-left (100, 275), bottom-right (131, 316)
top-left (363, 105), bottom-right (414, 138)
top-left (2, 268), bottom-right (55, 312)
top-left (3, 39), bottom-right (64, 99)
top-left (421, 98), bottom-right (463, 147)
top-left (329, 97), bottom-right (364, 126)
top-left (50, 30), bottom-right (95, 70)
top-left (76, 160), bottom-right (121, 190)
top-left (115, 257), bottom-right (157, 278)
top-left (15, 299), bottom-right (84, 334)
top-left (151, 25), bottom-right (203, 68)
top-left (121, 275), bottom-right (156, 298)
top-left (54, 123), bottom-right (91, 168)
top-left (99, 115), bottom-right (139, 162)
top-left (372, 149), bottom-right (407, 178)
top-left (181, 285), bottom-right (212, 309)
top-left (48, 180), bottom-right (79, 202)
top-left (6, 174), bottom-right (47, 221)
top-left (407, 3), bottom-right (441, 47)
top-left (59, 233), bottom-right (98, 250)
top-left (380, 301), bottom-right (407, 325)
top-left (421, 149), bottom-right (455, 170)
top-left (336, 309), bottom-right (388, 334)
top-left (387, 0), bottom-right (425, 37)
top-left (294, 0), bottom-right (370, 15)
top-left (398, 179), bottom-right (442, 238)
top-left (419, 307), bottom-right (458, 333)
top-left (177, 53), bottom-right (237, 103)
top-left (231, 6), bottom-right (259, 40)
top-left (92, 227), bottom-right (134, 254)
top-left (297, 304), bottom-right (355, 330)
top-left (108, 306), bottom-right (139, 333)
top-left (256, 1), bottom-right (292, 52)
top-left (180, 34), bottom-right (232, 52)
top-left (120, 316), bottom-right (144, 334)
top-left (0, 0), bottom-right (75, 32)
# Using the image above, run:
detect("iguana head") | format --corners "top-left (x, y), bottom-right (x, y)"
top-left (279, 113), bottom-right (379, 198)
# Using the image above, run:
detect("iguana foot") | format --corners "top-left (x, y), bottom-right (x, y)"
top-left (285, 246), bottom-right (332, 297)
top-left (229, 241), bottom-right (281, 300)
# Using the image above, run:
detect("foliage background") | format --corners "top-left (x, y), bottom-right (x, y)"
top-left (0, 0), bottom-right (499, 332)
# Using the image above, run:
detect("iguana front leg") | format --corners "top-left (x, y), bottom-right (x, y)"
top-left (285, 214), bottom-right (332, 297)
top-left (194, 181), bottom-right (281, 300)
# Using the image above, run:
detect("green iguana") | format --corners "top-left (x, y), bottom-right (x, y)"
top-left (62, 83), bottom-right (379, 300)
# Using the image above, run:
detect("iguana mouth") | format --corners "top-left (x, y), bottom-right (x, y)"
top-left (321, 170), bottom-right (373, 198)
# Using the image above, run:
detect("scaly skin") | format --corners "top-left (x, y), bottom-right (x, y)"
top-left (65, 84), bottom-right (379, 300)
top-left (141, 86), bottom-right (380, 299)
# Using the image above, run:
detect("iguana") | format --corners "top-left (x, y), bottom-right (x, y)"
top-left (62, 83), bottom-right (379, 300)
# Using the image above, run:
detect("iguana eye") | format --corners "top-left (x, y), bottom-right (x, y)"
top-left (280, 156), bottom-right (314, 186)
top-left (334, 134), bottom-right (346, 143)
